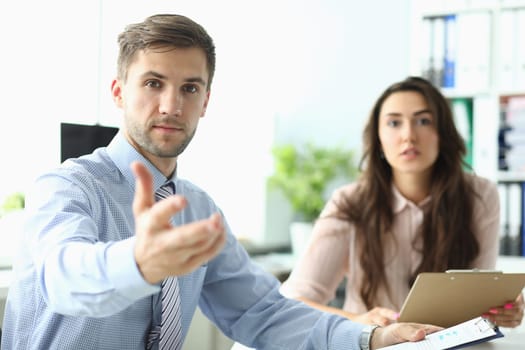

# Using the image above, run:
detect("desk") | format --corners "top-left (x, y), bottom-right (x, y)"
top-left (231, 331), bottom-right (525, 350)
top-left (250, 253), bottom-right (296, 282)
top-left (469, 329), bottom-right (525, 348)
top-left (0, 269), bottom-right (12, 299)
top-left (0, 269), bottom-right (12, 328)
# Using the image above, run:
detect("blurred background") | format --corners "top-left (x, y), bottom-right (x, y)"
top-left (2, 1), bottom-right (525, 349)
top-left (0, 0), bottom-right (415, 247)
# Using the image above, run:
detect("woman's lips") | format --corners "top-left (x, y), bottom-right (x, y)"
top-left (400, 148), bottom-right (419, 159)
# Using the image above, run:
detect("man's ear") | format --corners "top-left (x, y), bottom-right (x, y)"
top-left (200, 90), bottom-right (211, 118)
top-left (111, 79), bottom-right (123, 108)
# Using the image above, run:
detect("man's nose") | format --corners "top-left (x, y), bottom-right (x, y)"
top-left (159, 90), bottom-right (183, 116)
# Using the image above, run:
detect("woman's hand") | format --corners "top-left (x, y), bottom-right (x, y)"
top-left (482, 293), bottom-right (524, 328)
top-left (353, 307), bottom-right (400, 326)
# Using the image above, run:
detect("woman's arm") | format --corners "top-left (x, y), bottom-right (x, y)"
top-left (471, 177), bottom-right (524, 328)
top-left (470, 177), bottom-right (500, 269)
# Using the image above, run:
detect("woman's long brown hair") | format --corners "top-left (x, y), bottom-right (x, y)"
top-left (333, 77), bottom-right (479, 309)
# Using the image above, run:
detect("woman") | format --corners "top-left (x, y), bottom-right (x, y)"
top-left (280, 76), bottom-right (524, 328)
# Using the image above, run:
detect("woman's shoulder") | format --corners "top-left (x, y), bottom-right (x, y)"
top-left (464, 172), bottom-right (496, 188)
top-left (464, 172), bottom-right (498, 200)
top-left (331, 181), bottom-right (361, 200)
top-left (320, 181), bottom-right (362, 218)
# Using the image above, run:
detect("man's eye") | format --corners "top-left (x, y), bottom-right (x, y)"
top-left (183, 85), bottom-right (198, 93)
top-left (145, 80), bottom-right (161, 88)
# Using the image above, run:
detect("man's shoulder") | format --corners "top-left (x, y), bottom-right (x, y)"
top-left (175, 178), bottom-right (214, 201)
top-left (174, 178), bottom-right (222, 214)
top-left (49, 148), bottom-right (121, 188)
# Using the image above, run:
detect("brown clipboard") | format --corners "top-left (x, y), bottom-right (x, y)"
top-left (397, 270), bottom-right (525, 327)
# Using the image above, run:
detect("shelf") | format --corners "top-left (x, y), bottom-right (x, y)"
top-left (441, 88), bottom-right (492, 99)
top-left (416, 0), bottom-right (525, 17)
top-left (496, 255), bottom-right (525, 272)
top-left (497, 171), bottom-right (525, 182)
top-left (411, 0), bottom-right (525, 180)
top-left (412, 1), bottom-right (525, 259)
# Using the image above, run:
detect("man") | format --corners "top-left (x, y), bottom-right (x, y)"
top-left (2, 14), bottom-right (440, 349)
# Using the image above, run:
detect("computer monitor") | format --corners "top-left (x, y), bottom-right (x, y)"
top-left (60, 122), bottom-right (118, 162)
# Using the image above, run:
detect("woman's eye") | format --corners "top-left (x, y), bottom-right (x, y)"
top-left (387, 120), bottom-right (400, 127)
top-left (417, 118), bottom-right (433, 126)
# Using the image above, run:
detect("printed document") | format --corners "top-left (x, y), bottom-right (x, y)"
top-left (377, 317), bottom-right (502, 350)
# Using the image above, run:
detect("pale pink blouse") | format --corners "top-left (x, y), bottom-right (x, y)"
top-left (280, 173), bottom-right (500, 313)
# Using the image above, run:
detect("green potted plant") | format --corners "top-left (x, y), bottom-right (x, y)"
top-left (0, 192), bottom-right (25, 267)
top-left (0, 192), bottom-right (25, 217)
top-left (268, 143), bottom-right (357, 256)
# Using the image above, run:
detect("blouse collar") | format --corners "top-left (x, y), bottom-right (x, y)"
top-left (391, 183), bottom-right (432, 214)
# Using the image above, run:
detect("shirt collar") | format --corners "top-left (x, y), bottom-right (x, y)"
top-left (391, 183), bottom-right (431, 214)
top-left (106, 131), bottom-right (177, 192)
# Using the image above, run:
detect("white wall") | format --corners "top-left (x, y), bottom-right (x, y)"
top-left (0, 0), bottom-right (415, 346)
top-left (0, 0), bottom-right (413, 247)
top-left (0, 0), bottom-right (101, 200)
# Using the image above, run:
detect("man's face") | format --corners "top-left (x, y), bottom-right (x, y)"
top-left (112, 47), bottom-right (210, 172)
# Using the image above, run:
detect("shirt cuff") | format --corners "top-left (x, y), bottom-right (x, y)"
top-left (325, 315), bottom-right (365, 350)
top-left (106, 236), bottom-right (159, 300)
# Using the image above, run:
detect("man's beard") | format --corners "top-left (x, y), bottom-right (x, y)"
top-left (126, 118), bottom-right (197, 158)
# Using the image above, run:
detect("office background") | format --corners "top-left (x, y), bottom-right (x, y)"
top-left (0, 0), bottom-right (412, 247)
top-left (1, 0), bottom-right (525, 349)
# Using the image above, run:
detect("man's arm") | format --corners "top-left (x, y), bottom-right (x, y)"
top-left (29, 161), bottom-right (225, 317)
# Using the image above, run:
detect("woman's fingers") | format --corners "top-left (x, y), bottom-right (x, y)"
top-left (483, 293), bottom-right (525, 328)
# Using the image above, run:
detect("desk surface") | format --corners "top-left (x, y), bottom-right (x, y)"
top-left (469, 329), bottom-right (525, 348)
top-left (0, 269), bottom-right (12, 299)
top-left (231, 331), bottom-right (525, 350)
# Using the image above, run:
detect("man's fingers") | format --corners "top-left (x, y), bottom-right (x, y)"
top-left (372, 323), bottom-right (442, 349)
top-left (146, 195), bottom-right (187, 231)
top-left (179, 214), bottom-right (224, 249)
top-left (178, 225), bottom-right (227, 270)
top-left (131, 161), bottom-right (155, 216)
top-left (393, 323), bottom-right (442, 343)
top-left (161, 213), bottom-right (226, 275)
top-left (165, 213), bottom-right (224, 248)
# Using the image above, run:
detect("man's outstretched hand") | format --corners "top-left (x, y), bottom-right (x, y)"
top-left (131, 161), bottom-right (226, 284)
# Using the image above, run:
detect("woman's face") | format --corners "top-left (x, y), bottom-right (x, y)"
top-left (378, 91), bottom-right (439, 180)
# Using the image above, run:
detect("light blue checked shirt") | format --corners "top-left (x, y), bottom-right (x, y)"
top-left (2, 132), bottom-right (364, 349)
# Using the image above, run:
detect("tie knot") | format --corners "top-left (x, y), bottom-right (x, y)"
top-left (155, 182), bottom-right (175, 201)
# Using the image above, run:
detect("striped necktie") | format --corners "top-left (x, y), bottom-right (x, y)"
top-left (153, 182), bottom-right (183, 350)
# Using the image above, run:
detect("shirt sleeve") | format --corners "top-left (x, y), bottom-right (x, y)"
top-left (198, 223), bottom-right (365, 350)
top-left (469, 176), bottom-right (500, 269)
top-left (27, 173), bottom-right (158, 317)
top-left (280, 185), bottom-right (353, 305)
